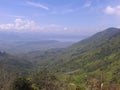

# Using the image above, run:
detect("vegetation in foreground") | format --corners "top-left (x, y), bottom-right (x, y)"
top-left (0, 28), bottom-right (120, 90)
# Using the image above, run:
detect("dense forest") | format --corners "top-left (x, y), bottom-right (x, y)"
top-left (0, 28), bottom-right (120, 90)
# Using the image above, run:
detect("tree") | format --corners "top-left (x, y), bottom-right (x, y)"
top-left (11, 76), bottom-right (34, 90)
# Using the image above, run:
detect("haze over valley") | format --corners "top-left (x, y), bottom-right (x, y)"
top-left (0, 0), bottom-right (120, 90)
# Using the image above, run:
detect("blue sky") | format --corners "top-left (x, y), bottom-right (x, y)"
top-left (0, 0), bottom-right (120, 36)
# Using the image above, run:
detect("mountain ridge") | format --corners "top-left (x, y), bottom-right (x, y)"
top-left (31, 28), bottom-right (120, 76)
top-left (0, 27), bottom-right (120, 89)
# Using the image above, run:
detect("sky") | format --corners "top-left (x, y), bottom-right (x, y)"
top-left (0, 0), bottom-right (120, 36)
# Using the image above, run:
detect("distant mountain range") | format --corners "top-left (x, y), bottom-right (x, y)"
top-left (0, 39), bottom-right (73, 54)
top-left (28, 27), bottom-right (120, 84)
top-left (0, 31), bottom-right (87, 53)
top-left (0, 27), bottom-right (120, 85)
top-left (0, 31), bottom-right (87, 41)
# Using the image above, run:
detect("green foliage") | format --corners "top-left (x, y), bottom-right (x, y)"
top-left (29, 28), bottom-right (120, 88)
top-left (31, 71), bottom-right (69, 90)
top-left (11, 76), bottom-right (34, 90)
top-left (0, 27), bottom-right (120, 90)
top-left (0, 52), bottom-right (33, 73)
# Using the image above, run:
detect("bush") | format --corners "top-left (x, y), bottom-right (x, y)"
top-left (11, 76), bottom-right (34, 90)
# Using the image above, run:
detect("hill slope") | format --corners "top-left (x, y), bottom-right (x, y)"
top-left (31, 27), bottom-right (120, 84)
top-left (0, 51), bottom-right (32, 73)
top-left (0, 27), bottom-right (120, 89)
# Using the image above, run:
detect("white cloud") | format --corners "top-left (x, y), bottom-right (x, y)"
top-left (83, 1), bottom-right (92, 8)
top-left (0, 18), bottom-right (69, 33)
top-left (0, 18), bottom-right (37, 31)
top-left (64, 27), bottom-right (68, 30)
top-left (104, 5), bottom-right (120, 16)
top-left (26, 1), bottom-right (49, 10)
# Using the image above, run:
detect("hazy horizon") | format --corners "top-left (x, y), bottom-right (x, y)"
top-left (0, 0), bottom-right (120, 42)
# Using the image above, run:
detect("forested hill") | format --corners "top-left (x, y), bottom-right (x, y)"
top-left (63, 27), bottom-right (120, 72)
top-left (69, 27), bottom-right (120, 50)
top-left (0, 27), bottom-right (120, 90)
top-left (0, 51), bottom-right (32, 73)
top-left (32, 27), bottom-right (120, 83)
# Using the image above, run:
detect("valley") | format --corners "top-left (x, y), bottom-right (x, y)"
top-left (0, 27), bottom-right (120, 90)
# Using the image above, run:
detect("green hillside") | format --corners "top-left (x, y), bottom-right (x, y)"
top-left (0, 51), bottom-right (32, 73)
top-left (32, 28), bottom-right (120, 69)
top-left (54, 27), bottom-right (120, 71)
top-left (31, 28), bottom-right (120, 87)
top-left (0, 27), bottom-right (120, 90)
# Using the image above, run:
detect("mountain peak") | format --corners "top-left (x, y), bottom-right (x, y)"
top-left (105, 27), bottom-right (120, 31)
